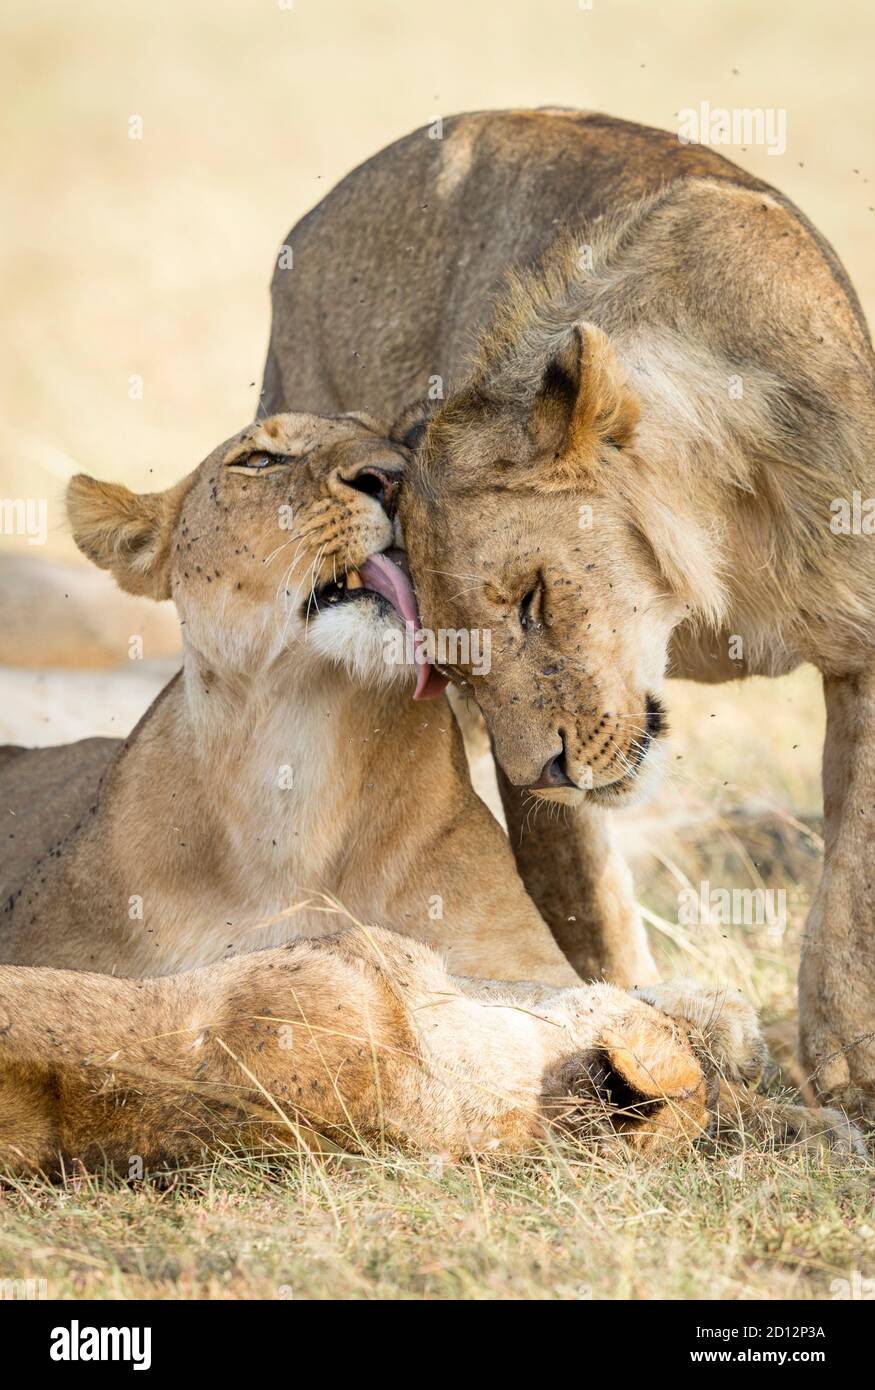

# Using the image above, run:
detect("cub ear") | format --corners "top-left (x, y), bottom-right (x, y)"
top-left (524, 324), bottom-right (639, 487)
top-left (67, 474), bottom-right (192, 600)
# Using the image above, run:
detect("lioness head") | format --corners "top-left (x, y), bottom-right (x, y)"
top-left (67, 412), bottom-right (445, 695)
top-left (400, 323), bottom-right (711, 804)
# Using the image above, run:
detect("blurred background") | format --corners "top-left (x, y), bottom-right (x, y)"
top-left (2, 0), bottom-right (873, 536)
top-left (1, 0), bottom-right (871, 1036)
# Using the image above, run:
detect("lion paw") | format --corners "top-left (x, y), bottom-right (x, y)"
top-left (774, 1100), bottom-right (866, 1158)
top-left (811, 1085), bottom-right (875, 1140)
top-left (632, 980), bottom-right (766, 1088)
top-left (799, 998), bottom-right (875, 1130)
top-left (714, 1090), bottom-right (868, 1160)
top-left (541, 995), bottom-right (711, 1154)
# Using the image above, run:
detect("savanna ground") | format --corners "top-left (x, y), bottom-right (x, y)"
top-left (2, 0), bottom-right (874, 1302)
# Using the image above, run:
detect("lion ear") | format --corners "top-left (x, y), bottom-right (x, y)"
top-left (67, 473), bottom-right (192, 600)
top-left (524, 324), bottom-right (640, 486)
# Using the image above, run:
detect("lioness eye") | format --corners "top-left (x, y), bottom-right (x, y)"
top-left (227, 451), bottom-right (290, 474)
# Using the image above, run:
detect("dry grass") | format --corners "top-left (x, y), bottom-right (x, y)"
top-left (2, 1142), bottom-right (872, 1302)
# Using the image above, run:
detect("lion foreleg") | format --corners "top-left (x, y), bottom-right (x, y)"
top-left (0, 939), bottom-right (440, 1173)
top-left (798, 671), bottom-right (875, 1123)
top-left (0, 927), bottom-right (726, 1175)
top-left (495, 762), bottom-right (657, 986)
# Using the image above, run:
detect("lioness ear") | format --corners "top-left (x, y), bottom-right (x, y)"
top-left (525, 324), bottom-right (639, 486)
top-left (67, 474), bottom-right (192, 599)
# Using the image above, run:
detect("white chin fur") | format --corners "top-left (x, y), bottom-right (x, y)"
top-left (307, 600), bottom-right (413, 689)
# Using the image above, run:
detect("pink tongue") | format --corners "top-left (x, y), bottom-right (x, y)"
top-left (359, 553), bottom-right (449, 701)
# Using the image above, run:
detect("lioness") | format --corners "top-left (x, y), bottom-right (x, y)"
top-left (0, 411), bottom-right (570, 984)
top-left (3, 410), bottom-right (805, 1173)
top-left (261, 110), bottom-right (875, 1123)
top-left (2, 410), bottom-right (856, 1172)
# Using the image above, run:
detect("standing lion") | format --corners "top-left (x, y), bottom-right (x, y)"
top-left (262, 110), bottom-right (875, 1123)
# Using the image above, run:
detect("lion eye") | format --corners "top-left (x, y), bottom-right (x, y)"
top-left (227, 451), bottom-right (290, 475)
top-left (239, 452), bottom-right (279, 470)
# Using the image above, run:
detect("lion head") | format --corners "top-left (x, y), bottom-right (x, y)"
top-left (67, 412), bottom-right (446, 697)
top-left (400, 299), bottom-right (726, 805)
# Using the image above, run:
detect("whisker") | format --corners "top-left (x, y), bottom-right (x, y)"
top-left (423, 566), bottom-right (489, 585)
top-left (304, 544), bottom-right (327, 637)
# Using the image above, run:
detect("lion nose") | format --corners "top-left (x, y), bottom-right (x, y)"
top-left (530, 747), bottom-right (575, 790)
top-left (344, 467), bottom-right (401, 518)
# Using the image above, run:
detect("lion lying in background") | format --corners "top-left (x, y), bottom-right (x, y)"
top-left (0, 413), bottom-right (858, 1174)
